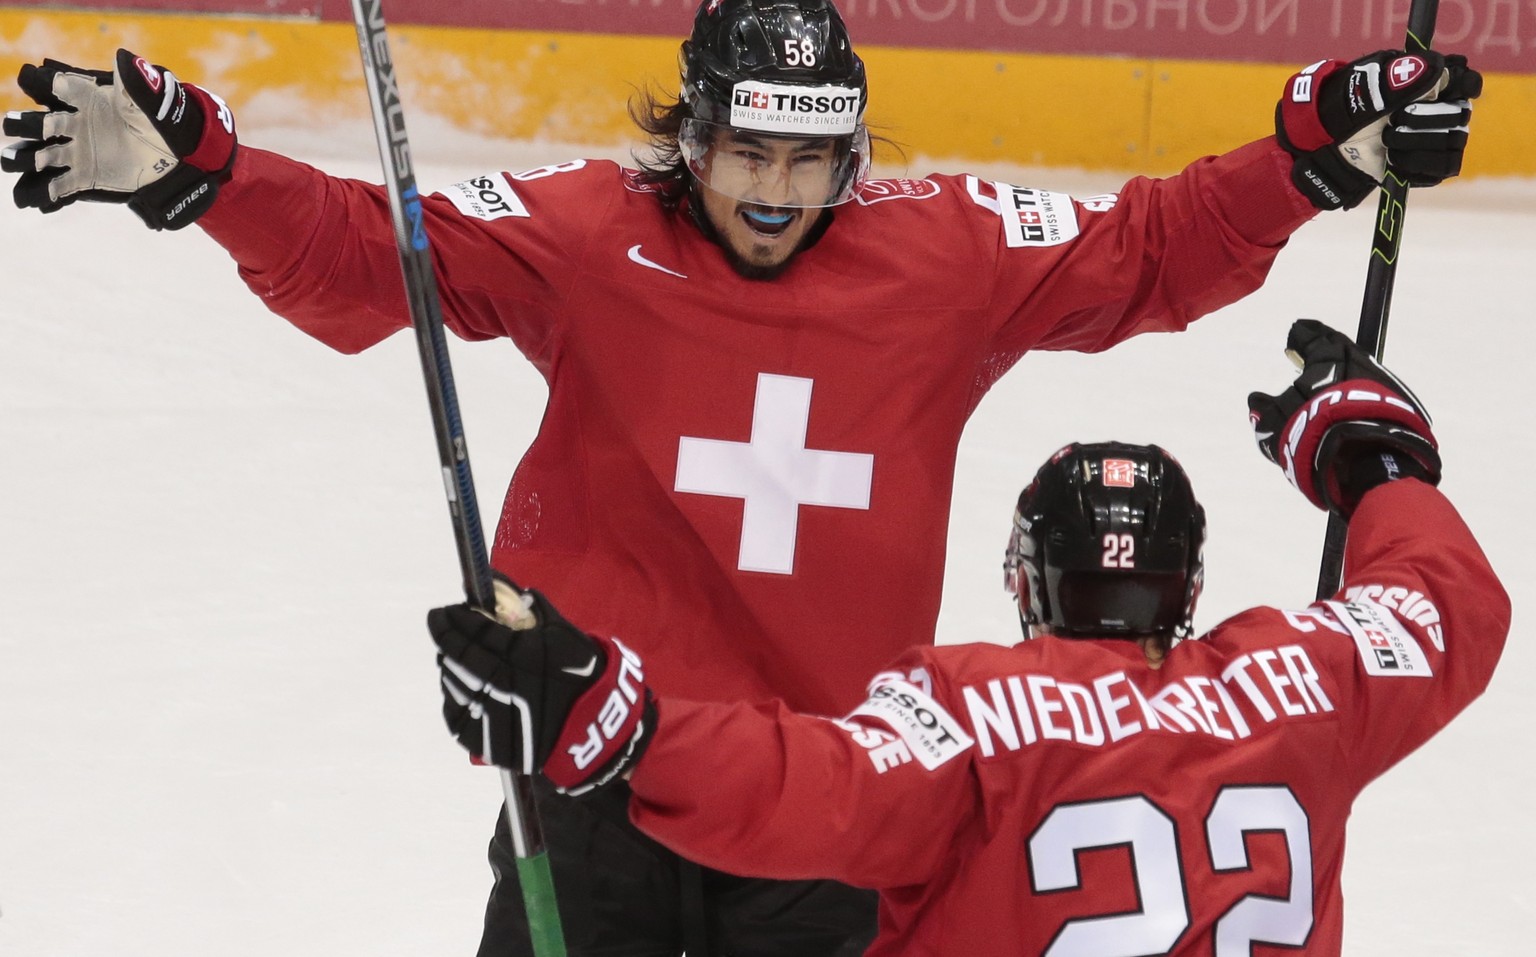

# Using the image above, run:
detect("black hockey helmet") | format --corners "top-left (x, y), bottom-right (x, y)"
top-left (682, 0), bottom-right (867, 124)
top-left (1004, 442), bottom-right (1206, 640)
top-left (678, 0), bottom-right (870, 207)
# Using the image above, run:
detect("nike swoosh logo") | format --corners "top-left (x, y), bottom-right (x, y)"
top-left (562, 658), bottom-right (599, 679)
top-left (627, 244), bottom-right (687, 279)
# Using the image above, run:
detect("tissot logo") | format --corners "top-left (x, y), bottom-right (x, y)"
top-left (731, 89), bottom-right (859, 114)
top-left (729, 81), bottom-right (861, 135)
top-left (443, 173), bottom-right (530, 221)
top-left (988, 183), bottom-right (1081, 248)
top-left (733, 89), bottom-right (772, 110)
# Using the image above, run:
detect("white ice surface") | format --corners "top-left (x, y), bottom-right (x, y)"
top-left (2, 118), bottom-right (1533, 956)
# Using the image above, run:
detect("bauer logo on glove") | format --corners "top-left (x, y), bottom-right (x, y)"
top-left (2, 48), bottom-right (237, 229)
top-left (428, 577), bottom-right (657, 797)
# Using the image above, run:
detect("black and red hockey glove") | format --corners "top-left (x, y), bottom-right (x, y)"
top-left (1276, 49), bottom-right (1481, 210)
top-left (2, 48), bottom-right (237, 229)
top-left (428, 577), bottom-right (655, 797)
top-left (1249, 319), bottom-right (1440, 519)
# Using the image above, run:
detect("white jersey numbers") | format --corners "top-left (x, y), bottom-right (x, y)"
top-left (1028, 787), bottom-right (1313, 956)
top-left (1207, 786), bottom-right (1314, 953)
top-left (511, 159), bottom-right (587, 181)
top-left (1101, 533), bottom-right (1134, 568)
top-left (1030, 796), bottom-right (1188, 956)
top-left (1078, 193), bottom-right (1119, 213)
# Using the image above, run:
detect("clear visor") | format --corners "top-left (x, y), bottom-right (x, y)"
top-left (1003, 513), bottom-right (1027, 595)
top-left (679, 118), bottom-right (870, 209)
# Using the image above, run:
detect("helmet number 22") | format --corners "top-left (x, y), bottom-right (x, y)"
top-left (1101, 533), bottom-right (1135, 568)
top-left (1029, 788), bottom-right (1313, 956)
top-left (783, 38), bottom-right (817, 67)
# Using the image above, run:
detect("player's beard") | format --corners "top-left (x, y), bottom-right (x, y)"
top-left (692, 199), bottom-right (834, 281)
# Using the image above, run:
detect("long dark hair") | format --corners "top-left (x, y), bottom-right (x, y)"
top-left (628, 83), bottom-right (693, 209)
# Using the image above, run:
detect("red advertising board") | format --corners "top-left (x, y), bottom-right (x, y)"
top-left (29, 0), bottom-right (1536, 73)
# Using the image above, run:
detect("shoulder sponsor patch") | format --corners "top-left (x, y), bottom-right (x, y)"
top-left (997, 183), bottom-right (1079, 248)
top-left (847, 678), bottom-right (973, 770)
top-left (442, 173), bottom-right (529, 221)
top-left (856, 178), bottom-right (942, 205)
top-left (1344, 583), bottom-right (1444, 650)
top-left (1325, 599), bottom-right (1433, 678)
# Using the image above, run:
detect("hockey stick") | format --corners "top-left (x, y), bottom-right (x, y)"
top-left (1314, 0), bottom-right (1440, 600)
top-left (348, 2), bottom-right (567, 954)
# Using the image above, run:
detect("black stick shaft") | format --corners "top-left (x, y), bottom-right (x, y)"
top-left (348, 2), bottom-right (567, 954)
top-left (1315, 0), bottom-right (1440, 600)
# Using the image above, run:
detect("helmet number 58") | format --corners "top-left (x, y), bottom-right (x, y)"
top-left (784, 38), bottom-right (817, 67)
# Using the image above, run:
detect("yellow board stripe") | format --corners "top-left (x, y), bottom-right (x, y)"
top-left (1, 10), bottom-right (1529, 176)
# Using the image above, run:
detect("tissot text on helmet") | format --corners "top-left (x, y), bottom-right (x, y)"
top-left (729, 81), bottom-right (861, 134)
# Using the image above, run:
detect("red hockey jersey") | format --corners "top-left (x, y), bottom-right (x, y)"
top-left (627, 480), bottom-right (1509, 956)
top-left (199, 139), bottom-right (1314, 715)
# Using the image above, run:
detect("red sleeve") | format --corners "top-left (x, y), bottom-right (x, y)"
top-left (1303, 480), bottom-right (1508, 789)
top-left (196, 148), bottom-right (603, 365)
top-left (991, 137), bottom-right (1316, 356)
top-left (627, 671), bottom-right (978, 888)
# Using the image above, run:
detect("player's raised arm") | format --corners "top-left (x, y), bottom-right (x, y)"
top-left (2, 47), bottom-right (581, 356)
top-left (1247, 319), bottom-right (1509, 784)
top-left (3, 49), bottom-right (235, 229)
top-left (990, 49), bottom-right (1481, 357)
top-left (427, 585), bottom-right (977, 888)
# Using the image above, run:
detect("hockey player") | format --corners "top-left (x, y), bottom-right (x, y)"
top-left (428, 319), bottom-right (1509, 957)
top-left (1, 0), bottom-right (1483, 952)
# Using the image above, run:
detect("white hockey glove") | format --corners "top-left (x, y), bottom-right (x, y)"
top-left (2, 48), bottom-right (237, 229)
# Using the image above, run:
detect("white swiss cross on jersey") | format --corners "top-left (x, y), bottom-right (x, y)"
top-left (675, 373), bottom-right (874, 575)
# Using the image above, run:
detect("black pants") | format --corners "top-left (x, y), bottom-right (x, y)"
top-left (477, 777), bottom-right (879, 957)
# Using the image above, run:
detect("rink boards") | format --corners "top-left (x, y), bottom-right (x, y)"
top-left (0, 7), bottom-right (1532, 176)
